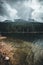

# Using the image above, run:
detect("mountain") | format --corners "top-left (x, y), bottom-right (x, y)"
top-left (0, 19), bottom-right (43, 33)
top-left (3, 20), bottom-right (13, 22)
top-left (1, 18), bottom-right (41, 23)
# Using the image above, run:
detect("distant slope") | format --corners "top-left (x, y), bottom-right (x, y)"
top-left (0, 19), bottom-right (43, 32)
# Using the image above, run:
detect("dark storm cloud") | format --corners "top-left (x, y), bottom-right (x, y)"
top-left (0, 0), bottom-right (43, 22)
top-left (0, 0), bottom-right (10, 16)
top-left (0, 0), bottom-right (32, 21)
top-left (5, 0), bottom-right (29, 8)
top-left (6, 0), bottom-right (33, 20)
top-left (0, 0), bottom-right (19, 21)
top-left (0, 1), bottom-right (8, 16)
top-left (39, 0), bottom-right (43, 2)
top-left (5, 0), bottom-right (28, 5)
top-left (38, 0), bottom-right (43, 5)
top-left (0, 0), bottom-right (5, 16)
top-left (6, 0), bottom-right (28, 2)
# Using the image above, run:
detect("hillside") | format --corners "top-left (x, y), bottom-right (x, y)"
top-left (0, 19), bottom-right (43, 33)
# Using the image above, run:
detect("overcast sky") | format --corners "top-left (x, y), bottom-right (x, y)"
top-left (0, 0), bottom-right (43, 22)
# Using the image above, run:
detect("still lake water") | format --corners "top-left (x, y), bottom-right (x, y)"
top-left (2, 33), bottom-right (43, 47)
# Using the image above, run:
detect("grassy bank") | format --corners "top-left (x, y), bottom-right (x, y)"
top-left (0, 36), bottom-right (43, 65)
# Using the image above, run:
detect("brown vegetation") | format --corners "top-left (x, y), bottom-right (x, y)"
top-left (0, 36), bottom-right (43, 65)
top-left (0, 37), bottom-right (34, 65)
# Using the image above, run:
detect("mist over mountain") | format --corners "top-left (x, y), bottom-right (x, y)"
top-left (0, 18), bottom-right (40, 23)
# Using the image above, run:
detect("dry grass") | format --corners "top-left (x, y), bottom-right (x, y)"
top-left (0, 36), bottom-right (43, 65)
top-left (0, 42), bottom-right (17, 62)
top-left (32, 44), bottom-right (43, 65)
top-left (0, 36), bottom-right (34, 65)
